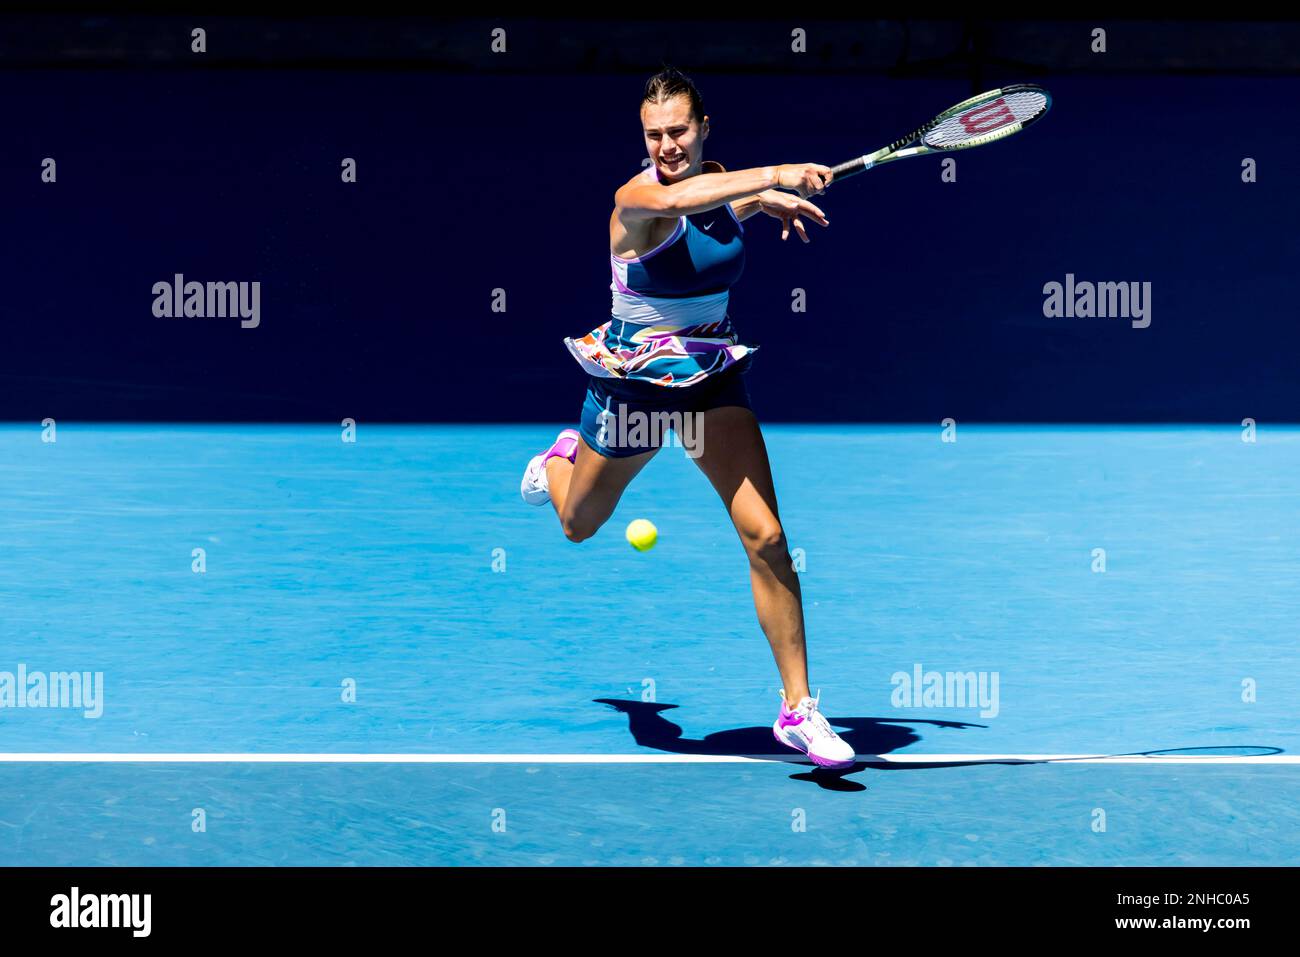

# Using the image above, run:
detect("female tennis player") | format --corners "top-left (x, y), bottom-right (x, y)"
top-left (520, 67), bottom-right (854, 768)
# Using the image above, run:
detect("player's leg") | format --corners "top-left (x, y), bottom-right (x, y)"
top-left (520, 378), bottom-right (660, 542)
top-left (546, 437), bottom-right (656, 542)
top-left (689, 404), bottom-right (810, 699)
top-left (690, 403), bottom-right (854, 767)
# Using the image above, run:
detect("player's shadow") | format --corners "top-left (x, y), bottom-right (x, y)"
top-left (594, 698), bottom-right (1038, 791)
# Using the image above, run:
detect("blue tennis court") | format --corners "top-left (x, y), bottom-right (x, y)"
top-left (2, 424), bottom-right (1295, 865)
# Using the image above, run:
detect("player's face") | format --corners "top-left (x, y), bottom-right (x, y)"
top-left (641, 96), bottom-right (709, 182)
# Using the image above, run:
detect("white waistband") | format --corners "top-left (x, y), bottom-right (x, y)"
top-left (610, 287), bottom-right (730, 327)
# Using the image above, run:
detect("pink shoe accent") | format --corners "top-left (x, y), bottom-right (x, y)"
top-left (542, 428), bottom-right (580, 466)
top-left (777, 704), bottom-right (805, 730)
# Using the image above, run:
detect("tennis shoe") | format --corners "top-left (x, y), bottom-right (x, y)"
top-left (773, 689), bottom-right (856, 768)
top-left (521, 429), bottom-right (580, 505)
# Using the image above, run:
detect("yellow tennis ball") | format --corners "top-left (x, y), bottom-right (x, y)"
top-left (625, 518), bottom-right (658, 552)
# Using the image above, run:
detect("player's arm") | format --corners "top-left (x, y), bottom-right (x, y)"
top-left (614, 162), bottom-right (831, 221)
top-left (730, 192), bottom-right (776, 222)
top-left (697, 162), bottom-right (770, 223)
top-left (707, 159), bottom-right (830, 238)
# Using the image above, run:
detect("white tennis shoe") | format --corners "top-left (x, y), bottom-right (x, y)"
top-left (773, 689), bottom-right (856, 768)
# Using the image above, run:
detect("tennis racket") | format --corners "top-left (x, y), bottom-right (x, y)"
top-left (828, 83), bottom-right (1051, 183)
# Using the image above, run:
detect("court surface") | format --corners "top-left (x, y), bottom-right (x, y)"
top-left (1, 424), bottom-right (1296, 865)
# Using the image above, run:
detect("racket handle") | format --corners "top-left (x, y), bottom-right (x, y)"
top-left (829, 156), bottom-right (875, 182)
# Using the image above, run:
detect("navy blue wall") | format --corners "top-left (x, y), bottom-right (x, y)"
top-left (5, 70), bottom-right (1297, 421)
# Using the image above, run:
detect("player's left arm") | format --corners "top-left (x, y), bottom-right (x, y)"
top-left (704, 161), bottom-right (766, 222)
top-left (730, 192), bottom-right (774, 222)
top-left (707, 162), bottom-right (821, 226)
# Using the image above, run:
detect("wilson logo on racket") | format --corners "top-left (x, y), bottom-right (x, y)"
top-left (957, 98), bottom-right (1017, 136)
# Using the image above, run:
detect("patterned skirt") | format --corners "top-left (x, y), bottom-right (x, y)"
top-left (564, 315), bottom-right (757, 388)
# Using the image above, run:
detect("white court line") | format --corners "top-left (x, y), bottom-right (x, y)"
top-left (0, 753), bottom-right (1293, 765)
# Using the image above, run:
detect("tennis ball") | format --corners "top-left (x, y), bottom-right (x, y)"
top-left (625, 518), bottom-right (658, 552)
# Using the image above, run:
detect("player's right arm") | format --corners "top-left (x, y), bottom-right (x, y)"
top-left (614, 163), bottom-right (832, 221)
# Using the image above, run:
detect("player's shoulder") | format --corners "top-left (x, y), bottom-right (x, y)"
top-left (614, 165), bottom-right (655, 196)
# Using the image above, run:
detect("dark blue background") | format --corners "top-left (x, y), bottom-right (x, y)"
top-left (5, 70), bottom-right (1297, 421)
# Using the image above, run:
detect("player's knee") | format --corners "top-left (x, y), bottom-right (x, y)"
top-left (561, 514), bottom-right (599, 543)
top-left (744, 523), bottom-right (788, 565)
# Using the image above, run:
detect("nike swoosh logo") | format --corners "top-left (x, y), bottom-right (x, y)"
top-left (701, 221), bottom-right (714, 230)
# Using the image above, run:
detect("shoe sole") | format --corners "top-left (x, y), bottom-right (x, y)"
top-left (520, 453), bottom-right (549, 505)
top-left (772, 726), bottom-right (855, 769)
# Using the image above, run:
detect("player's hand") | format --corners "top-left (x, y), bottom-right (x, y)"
top-left (774, 163), bottom-right (834, 198)
top-left (756, 190), bottom-right (829, 243)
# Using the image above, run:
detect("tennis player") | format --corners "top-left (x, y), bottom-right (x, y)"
top-left (520, 67), bottom-right (854, 768)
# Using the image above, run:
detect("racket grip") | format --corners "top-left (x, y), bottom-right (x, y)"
top-left (829, 156), bottom-right (874, 182)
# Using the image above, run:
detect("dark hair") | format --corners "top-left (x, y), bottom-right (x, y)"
top-left (641, 66), bottom-right (705, 124)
